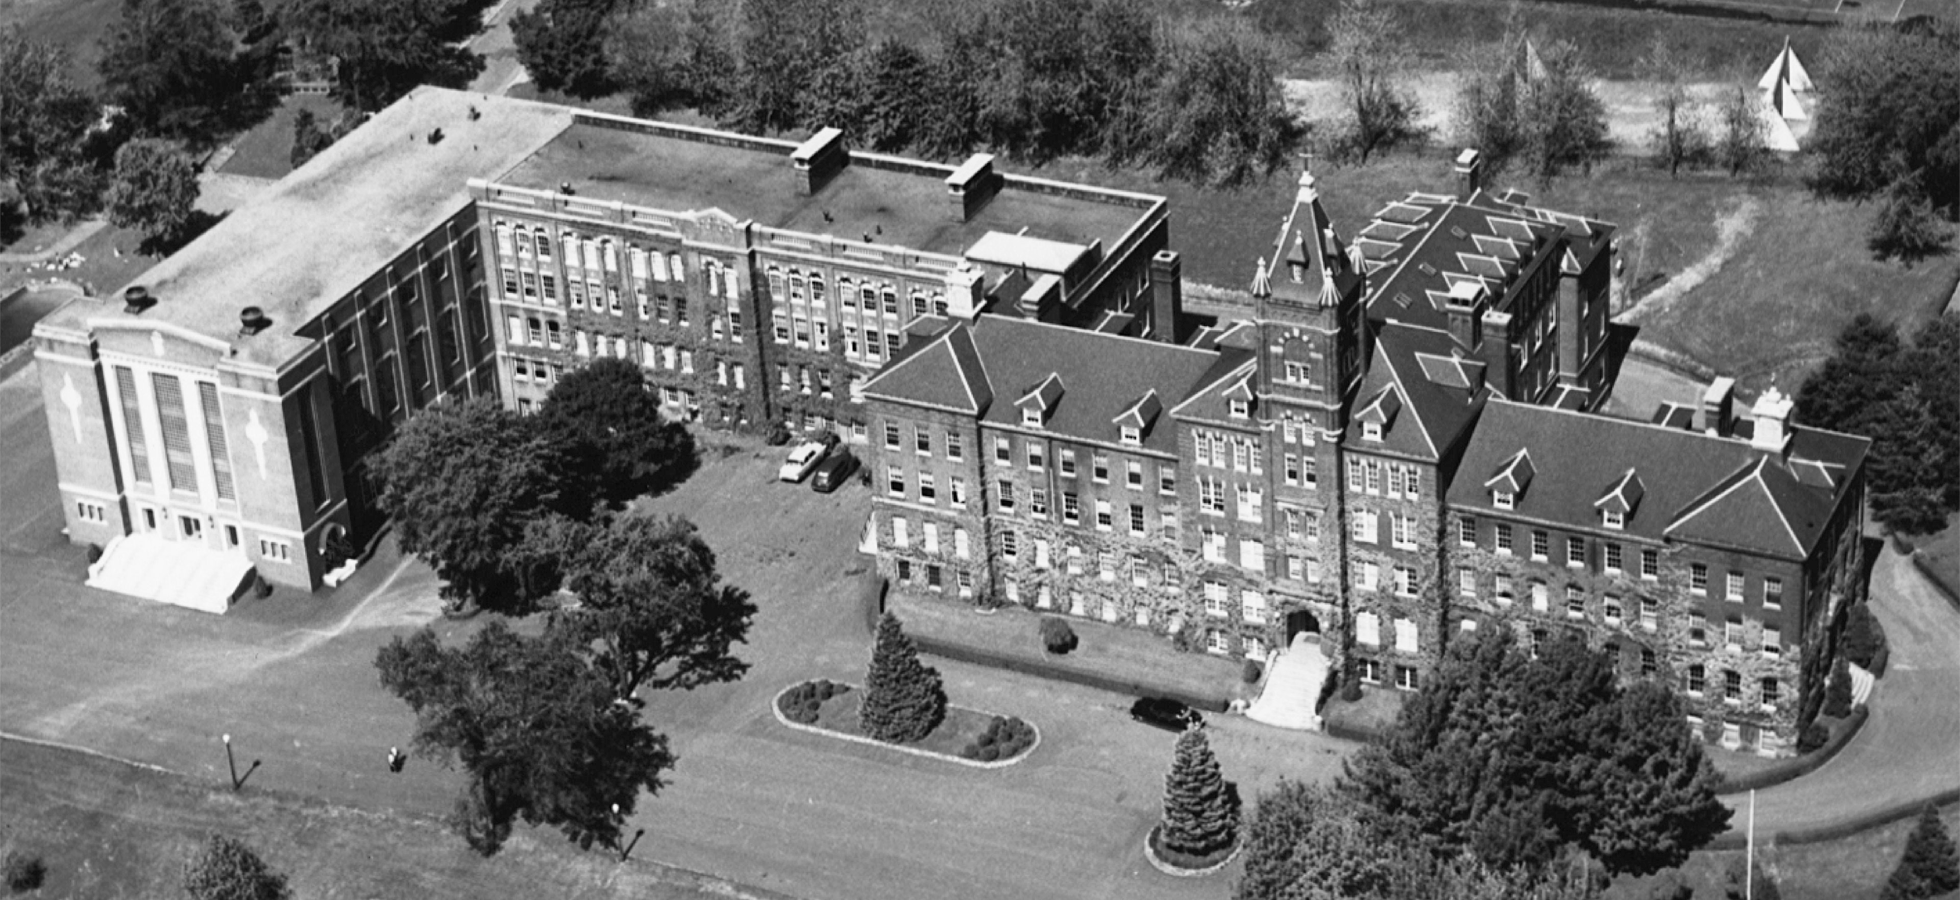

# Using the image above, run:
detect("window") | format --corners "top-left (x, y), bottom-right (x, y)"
top-left (954, 527), bottom-right (970, 560)
top-left (1129, 504), bottom-right (1145, 536)
top-left (1642, 549), bottom-right (1660, 580)
top-left (1686, 664), bottom-right (1705, 696)
top-left (1237, 484), bottom-right (1263, 522)
top-left (923, 523), bottom-right (939, 554)
top-left (1059, 450), bottom-right (1076, 477)
top-left (1567, 537), bottom-right (1586, 568)
top-left (1725, 618), bottom-right (1744, 651)
top-left (1160, 466), bottom-right (1177, 496)
top-left (1346, 457), bottom-right (1364, 492)
top-left (1199, 477), bottom-right (1225, 514)
top-left (1230, 398), bottom-right (1249, 418)
top-left (1640, 596), bottom-right (1659, 631)
top-left (887, 466), bottom-right (905, 498)
top-left (1393, 619), bottom-right (1419, 654)
top-left (1062, 492), bottom-right (1080, 525)
top-left (1494, 574), bottom-right (1514, 605)
top-left (1690, 563), bottom-right (1708, 595)
top-left (258, 538), bottom-right (292, 562)
top-left (1764, 577), bottom-right (1783, 610)
top-left (918, 473), bottom-right (936, 503)
top-left (1027, 442), bottom-right (1045, 470)
top-left (1458, 516), bottom-right (1476, 547)
top-left (1351, 508), bottom-right (1378, 543)
top-left (1603, 509), bottom-right (1625, 530)
top-left (1094, 499), bottom-right (1113, 531)
top-left (1120, 425), bottom-right (1140, 446)
top-left (1002, 530), bottom-right (1019, 561)
top-left (915, 427), bottom-right (932, 456)
top-left (883, 422), bottom-right (901, 450)
top-left (1126, 460), bottom-right (1143, 489)
top-left (1283, 453), bottom-right (1300, 486)
top-left (994, 436), bottom-right (1011, 463)
top-left (1531, 530), bottom-right (1550, 560)
top-left (950, 477), bottom-right (967, 509)
top-left (1726, 571), bottom-right (1745, 602)
top-left (1030, 488), bottom-right (1048, 517)
top-left (996, 480), bottom-right (1016, 513)
top-left (1604, 595), bottom-right (1623, 625)
top-left (1604, 543), bottom-right (1623, 574)
top-left (1092, 453), bottom-right (1109, 482)
top-left (1390, 513), bottom-right (1416, 550)
top-left (1203, 581), bottom-right (1229, 617)
top-left (1495, 523), bottom-right (1513, 554)
top-left (1761, 678), bottom-right (1781, 709)
top-left (1353, 562), bottom-right (1379, 592)
top-left (1358, 659), bottom-right (1383, 684)
top-left (1202, 528), bottom-right (1226, 562)
top-left (1356, 612), bottom-right (1381, 646)
top-left (1763, 625), bottom-right (1781, 657)
top-left (947, 432), bottom-right (963, 462)
top-left (1240, 539), bottom-right (1265, 572)
top-left (1724, 669), bottom-right (1743, 704)
top-left (1689, 611), bottom-right (1708, 646)
top-left (1241, 591), bottom-right (1267, 624)
top-left (1641, 649), bottom-right (1657, 678)
top-left (1458, 570), bottom-right (1477, 596)
top-left (1493, 490), bottom-right (1514, 510)
top-left (76, 501), bottom-right (106, 523)
top-left (1530, 580), bottom-right (1549, 611)
top-left (926, 564), bottom-right (943, 591)
top-left (1363, 461), bottom-right (1380, 494)
top-left (1393, 566), bottom-right (1416, 597)
top-left (1362, 421), bottom-right (1382, 441)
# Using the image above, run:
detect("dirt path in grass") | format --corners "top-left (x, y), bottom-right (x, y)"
top-left (1285, 75), bottom-right (1739, 151)
top-left (1618, 193), bottom-right (1762, 323)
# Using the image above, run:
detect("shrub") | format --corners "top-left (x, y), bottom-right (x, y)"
top-left (1843, 603), bottom-right (1880, 669)
top-left (979, 745), bottom-right (1000, 762)
top-left (1702, 716), bottom-right (1726, 745)
top-left (1644, 869), bottom-right (1693, 900)
top-left (1039, 617), bottom-right (1077, 655)
top-left (1242, 659), bottom-right (1264, 684)
top-left (1824, 656), bottom-right (1854, 718)
top-left (1339, 671), bottom-right (1362, 703)
top-left (5, 852), bottom-right (47, 893)
top-left (764, 423), bottom-right (792, 446)
top-left (961, 743), bottom-right (980, 759)
top-left (85, 543), bottom-right (104, 564)
top-left (321, 530), bottom-right (357, 571)
top-left (253, 572), bottom-right (273, 599)
top-left (1798, 722), bottom-right (1830, 753)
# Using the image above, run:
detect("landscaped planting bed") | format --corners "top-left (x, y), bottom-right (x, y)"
top-left (773, 680), bottom-right (1038, 766)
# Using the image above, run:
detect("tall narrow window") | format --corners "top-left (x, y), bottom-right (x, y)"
top-left (116, 367), bottom-right (151, 484)
top-left (295, 388), bottom-right (328, 508)
top-left (151, 374), bottom-right (197, 492)
top-left (197, 382), bottom-right (235, 500)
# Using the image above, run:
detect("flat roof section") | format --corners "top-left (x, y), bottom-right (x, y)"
top-left (493, 119), bottom-right (1150, 261)
top-left (42, 88), bottom-right (576, 369)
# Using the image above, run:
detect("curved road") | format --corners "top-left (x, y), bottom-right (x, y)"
top-left (1727, 544), bottom-right (1960, 835)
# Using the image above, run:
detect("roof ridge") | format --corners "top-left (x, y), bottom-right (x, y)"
top-left (985, 314), bottom-right (1219, 358)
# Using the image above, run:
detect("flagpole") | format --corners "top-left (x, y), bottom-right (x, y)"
top-left (1746, 788), bottom-right (1757, 900)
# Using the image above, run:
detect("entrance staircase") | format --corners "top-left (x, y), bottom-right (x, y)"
top-left (86, 533), bottom-right (255, 614)
top-left (1247, 631), bottom-right (1328, 731)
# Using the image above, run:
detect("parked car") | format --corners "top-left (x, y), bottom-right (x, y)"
top-left (778, 441), bottom-right (830, 483)
top-left (809, 450), bottom-right (858, 493)
top-left (1129, 696), bottom-right (1203, 732)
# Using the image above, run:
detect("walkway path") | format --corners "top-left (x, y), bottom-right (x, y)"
top-left (0, 218), bottom-right (108, 265)
top-left (1724, 543), bottom-right (1960, 836)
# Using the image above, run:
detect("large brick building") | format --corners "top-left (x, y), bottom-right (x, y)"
top-left (32, 88), bottom-right (1172, 600)
top-left (864, 156), bottom-right (1868, 755)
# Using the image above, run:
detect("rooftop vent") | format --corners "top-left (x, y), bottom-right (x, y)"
top-left (239, 306), bottom-right (270, 336)
top-left (122, 286), bottom-right (155, 315)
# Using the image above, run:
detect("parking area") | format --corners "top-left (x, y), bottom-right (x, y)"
top-left (0, 363), bottom-right (1351, 900)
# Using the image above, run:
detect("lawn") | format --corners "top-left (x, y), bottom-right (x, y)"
top-left (888, 591), bottom-right (1252, 708)
top-left (0, 221), bottom-right (157, 300)
top-left (2, 0), bottom-right (122, 89)
top-left (216, 93), bottom-right (348, 180)
top-left (779, 681), bottom-right (1039, 763)
top-left (1320, 682), bottom-right (1409, 740)
top-left (1906, 514), bottom-right (1960, 606)
top-left (0, 737), bottom-right (786, 900)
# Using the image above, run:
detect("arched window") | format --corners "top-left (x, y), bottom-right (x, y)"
top-left (767, 266), bottom-right (786, 302)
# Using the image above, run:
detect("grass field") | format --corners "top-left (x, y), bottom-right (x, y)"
top-left (215, 94), bottom-right (346, 180)
top-left (0, 0), bottom-right (121, 88)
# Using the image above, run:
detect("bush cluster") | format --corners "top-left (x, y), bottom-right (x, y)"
top-left (779, 680), bottom-right (849, 726)
top-left (1039, 617), bottom-right (1077, 655)
top-left (1797, 721), bottom-right (1830, 753)
top-left (5, 852), bottom-right (47, 894)
top-left (959, 716), bottom-right (1035, 762)
top-left (1242, 659), bottom-right (1265, 684)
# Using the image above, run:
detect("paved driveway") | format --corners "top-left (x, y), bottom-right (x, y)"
top-left (0, 362), bottom-right (1350, 900)
top-left (1727, 544), bottom-right (1960, 835)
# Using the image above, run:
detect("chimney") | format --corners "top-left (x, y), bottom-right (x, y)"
top-left (1702, 377), bottom-right (1735, 438)
top-left (1444, 281), bottom-right (1483, 351)
top-left (943, 264), bottom-right (985, 320)
top-left (946, 153), bottom-right (1002, 223)
top-left (1480, 310), bottom-right (1514, 397)
top-left (238, 306), bottom-right (270, 336)
top-left (791, 127), bottom-right (848, 196)
top-left (1750, 385), bottom-right (1794, 454)
top-left (1148, 250), bottom-right (1183, 344)
top-left (1554, 269), bottom-right (1580, 380)
top-left (122, 285), bottom-right (154, 315)
top-left (1453, 148), bottom-right (1483, 199)
top-left (1018, 273), bottom-right (1063, 323)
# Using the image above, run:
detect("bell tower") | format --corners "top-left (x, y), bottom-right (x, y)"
top-left (1251, 165), bottom-right (1367, 438)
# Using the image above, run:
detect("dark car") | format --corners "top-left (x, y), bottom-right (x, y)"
top-left (809, 450), bottom-right (859, 493)
top-left (1129, 697), bottom-right (1203, 732)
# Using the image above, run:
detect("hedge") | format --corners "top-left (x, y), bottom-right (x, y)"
top-left (1709, 787), bottom-right (1960, 850)
top-left (1715, 705), bottom-right (1870, 795)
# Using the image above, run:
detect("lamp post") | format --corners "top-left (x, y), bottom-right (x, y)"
top-left (613, 803), bottom-right (644, 862)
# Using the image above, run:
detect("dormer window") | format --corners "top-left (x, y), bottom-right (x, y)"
top-left (1602, 509), bottom-right (1625, 530)
top-left (1022, 407), bottom-right (1042, 427)
top-left (1493, 491), bottom-right (1515, 510)
top-left (1229, 399), bottom-right (1249, 418)
top-left (1362, 421), bottom-right (1383, 442)
top-left (1120, 425), bottom-right (1141, 446)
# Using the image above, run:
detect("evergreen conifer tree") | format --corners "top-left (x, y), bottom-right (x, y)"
top-left (858, 612), bottom-right (945, 743)
top-left (1886, 806), bottom-right (1960, 900)
top-left (1824, 655), bottom-right (1854, 718)
top-left (1160, 726), bottom-right (1240, 858)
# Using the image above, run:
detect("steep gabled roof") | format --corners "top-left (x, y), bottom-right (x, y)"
top-left (1252, 169), bottom-right (1365, 309)
top-left (859, 323), bottom-right (992, 414)
top-left (1343, 322), bottom-right (1487, 462)
top-left (1447, 399), bottom-right (1869, 558)
top-left (1360, 200), bottom-right (1567, 332)
top-left (1484, 448), bottom-right (1536, 494)
top-left (1114, 389), bottom-right (1164, 432)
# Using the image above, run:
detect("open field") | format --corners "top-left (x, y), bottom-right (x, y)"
top-left (216, 94), bottom-right (347, 180)
top-left (0, 222), bottom-right (156, 303)
top-left (0, 0), bottom-right (121, 88)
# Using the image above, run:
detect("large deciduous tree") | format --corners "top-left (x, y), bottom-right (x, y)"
top-left (0, 27), bottom-right (107, 236)
top-left (1159, 726), bottom-right (1241, 859)
top-left (511, 0), bottom-right (621, 98)
top-left (557, 514), bottom-right (757, 703)
top-left (1882, 805), bottom-right (1960, 900)
top-left (99, 0), bottom-right (276, 146)
top-left (1342, 631), bottom-right (1728, 875)
top-left (377, 622), bottom-right (674, 856)
top-left (105, 138), bottom-right (201, 248)
top-left (1139, 19), bottom-right (1299, 188)
top-left (1643, 40), bottom-right (1709, 178)
top-left (286, 0), bottom-right (486, 112)
top-left (1454, 17), bottom-right (1607, 184)
top-left (365, 397), bottom-right (571, 612)
top-left (537, 356), bottom-right (695, 508)
top-left (858, 612), bottom-right (945, 743)
top-left (1325, 0), bottom-right (1421, 164)
top-left (182, 835), bottom-right (291, 900)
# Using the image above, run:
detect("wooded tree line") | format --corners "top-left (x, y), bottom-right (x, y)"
top-left (1796, 313), bottom-right (1959, 536)
top-left (1236, 630), bottom-right (1732, 899)
top-left (366, 358), bottom-right (753, 854)
top-left (516, 0), bottom-right (1299, 187)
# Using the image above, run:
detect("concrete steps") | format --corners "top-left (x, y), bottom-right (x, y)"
top-left (1849, 662), bottom-right (1875, 707)
top-left (1247, 632), bottom-right (1327, 731)
top-left (86, 532), bottom-right (253, 614)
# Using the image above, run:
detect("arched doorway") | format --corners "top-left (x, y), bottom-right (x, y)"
top-left (1286, 609), bottom-right (1321, 644)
